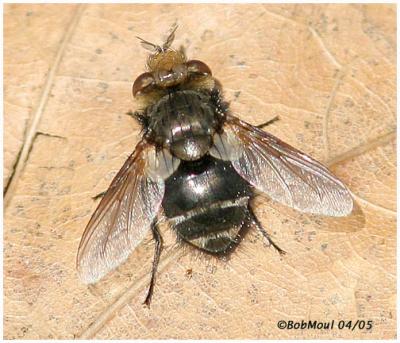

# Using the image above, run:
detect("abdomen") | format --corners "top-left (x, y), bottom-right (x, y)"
top-left (162, 155), bottom-right (253, 254)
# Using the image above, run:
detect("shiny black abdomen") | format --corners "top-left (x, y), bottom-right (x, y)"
top-left (162, 155), bottom-right (253, 254)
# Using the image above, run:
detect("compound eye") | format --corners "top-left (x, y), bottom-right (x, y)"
top-left (186, 60), bottom-right (212, 77)
top-left (132, 72), bottom-right (155, 97)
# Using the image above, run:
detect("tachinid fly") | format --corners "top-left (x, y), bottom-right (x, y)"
top-left (77, 26), bottom-right (353, 306)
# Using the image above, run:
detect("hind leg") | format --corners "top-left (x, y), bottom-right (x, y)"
top-left (248, 206), bottom-right (286, 255)
top-left (143, 221), bottom-right (163, 307)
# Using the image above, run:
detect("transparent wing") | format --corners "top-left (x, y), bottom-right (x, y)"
top-left (76, 141), bottom-right (165, 284)
top-left (223, 115), bottom-right (353, 216)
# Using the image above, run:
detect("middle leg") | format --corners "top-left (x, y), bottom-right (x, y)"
top-left (143, 221), bottom-right (163, 307)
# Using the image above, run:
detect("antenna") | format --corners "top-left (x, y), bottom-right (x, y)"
top-left (136, 23), bottom-right (179, 53)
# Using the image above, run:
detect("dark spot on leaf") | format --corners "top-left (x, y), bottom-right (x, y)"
top-left (344, 98), bottom-right (354, 107)
top-left (97, 82), bottom-right (108, 92)
top-left (308, 231), bottom-right (316, 241)
top-left (201, 30), bottom-right (214, 41)
top-left (109, 32), bottom-right (118, 40)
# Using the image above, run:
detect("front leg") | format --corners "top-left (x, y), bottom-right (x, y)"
top-left (126, 110), bottom-right (149, 130)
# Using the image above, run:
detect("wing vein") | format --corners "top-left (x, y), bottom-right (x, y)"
top-left (226, 115), bottom-right (353, 216)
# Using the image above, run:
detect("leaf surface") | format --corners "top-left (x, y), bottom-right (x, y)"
top-left (4, 4), bottom-right (396, 339)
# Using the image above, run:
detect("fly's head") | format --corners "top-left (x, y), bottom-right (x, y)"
top-left (132, 25), bottom-right (215, 100)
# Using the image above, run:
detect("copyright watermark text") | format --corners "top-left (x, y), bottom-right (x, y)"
top-left (277, 320), bottom-right (373, 331)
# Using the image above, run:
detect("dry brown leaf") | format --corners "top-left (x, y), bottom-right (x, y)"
top-left (4, 4), bottom-right (396, 339)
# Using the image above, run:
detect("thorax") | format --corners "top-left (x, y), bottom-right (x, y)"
top-left (147, 90), bottom-right (220, 161)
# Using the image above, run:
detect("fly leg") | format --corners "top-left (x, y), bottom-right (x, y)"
top-left (256, 116), bottom-right (279, 129)
top-left (143, 221), bottom-right (163, 307)
top-left (92, 190), bottom-right (107, 200)
top-left (126, 110), bottom-right (149, 130)
top-left (126, 110), bottom-right (136, 120)
top-left (248, 206), bottom-right (286, 255)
